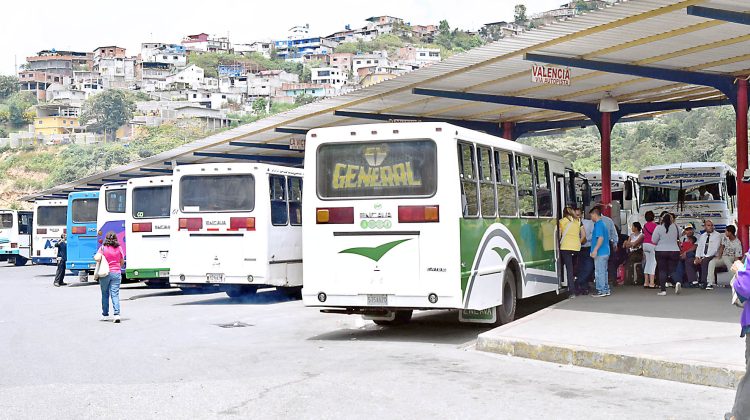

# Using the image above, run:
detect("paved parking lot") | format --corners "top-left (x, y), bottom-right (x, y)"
top-left (0, 264), bottom-right (735, 419)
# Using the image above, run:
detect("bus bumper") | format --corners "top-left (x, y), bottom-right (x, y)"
top-left (32, 257), bottom-right (56, 265)
top-left (0, 249), bottom-right (20, 256)
top-left (301, 293), bottom-right (462, 310)
top-left (126, 268), bottom-right (169, 280)
top-left (67, 261), bottom-right (96, 271)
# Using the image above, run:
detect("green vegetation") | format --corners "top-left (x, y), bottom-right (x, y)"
top-left (188, 52), bottom-right (309, 79)
top-left (0, 75), bottom-right (20, 100)
top-left (79, 90), bottom-right (136, 140)
top-left (5, 92), bottom-right (36, 126)
top-left (519, 107), bottom-right (740, 173)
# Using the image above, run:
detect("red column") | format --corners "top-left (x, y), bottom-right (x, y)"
top-left (502, 122), bottom-right (515, 141)
top-left (737, 78), bottom-right (749, 252)
top-left (600, 112), bottom-right (612, 217)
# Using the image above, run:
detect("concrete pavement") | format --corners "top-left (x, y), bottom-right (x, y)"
top-left (0, 264), bottom-right (737, 419)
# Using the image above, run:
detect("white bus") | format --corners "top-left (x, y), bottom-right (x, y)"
top-left (125, 176), bottom-right (172, 286)
top-left (579, 171), bottom-right (639, 233)
top-left (97, 182), bottom-right (127, 267)
top-left (32, 199), bottom-right (68, 265)
top-left (0, 209), bottom-right (33, 265)
top-left (639, 162), bottom-right (737, 232)
top-left (302, 122), bottom-right (577, 326)
top-left (169, 163), bottom-right (304, 298)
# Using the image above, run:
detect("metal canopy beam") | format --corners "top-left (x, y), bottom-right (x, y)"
top-left (229, 141), bottom-right (303, 153)
top-left (275, 127), bottom-right (309, 135)
top-left (192, 152), bottom-right (304, 165)
top-left (524, 53), bottom-right (739, 103)
top-left (163, 161), bottom-right (188, 166)
top-left (687, 5), bottom-right (750, 26)
top-left (139, 168), bottom-right (173, 174)
top-left (332, 110), bottom-right (502, 135)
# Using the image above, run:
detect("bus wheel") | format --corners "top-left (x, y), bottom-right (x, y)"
top-left (373, 310), bottom-right (413, 326)
top-left (225, 285), bottom-right (258, 298)
top-left (496, 270), bottom-right (517, 325)
top-left (278, 286), bottom-right (302, 299)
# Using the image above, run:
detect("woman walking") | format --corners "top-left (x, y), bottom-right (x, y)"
top-left (94, 231), bottom-right (125, 323)
top-left (642, 211), bottom-right (658, 288)
top-left (559, 206), bottom-right (582, 296)
top-left (652, 213), bottom-right (682, 296)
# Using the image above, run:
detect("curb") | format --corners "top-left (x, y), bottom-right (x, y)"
top-left (476, 334), bottom-right (744, 389)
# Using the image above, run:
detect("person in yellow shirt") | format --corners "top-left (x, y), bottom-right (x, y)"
top-left (559, 206), bottom-right (582, 296)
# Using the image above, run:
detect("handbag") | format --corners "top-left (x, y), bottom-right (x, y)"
top-left (94, 252), bottom-right (110, 279)
top-left (731, 258), bottom-right (748, 308)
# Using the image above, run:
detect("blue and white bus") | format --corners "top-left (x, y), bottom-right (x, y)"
top-left (0, 209), bottom-right (33, 266)
top-left (32, 199), bottom-right (68, 265)
top-left (66, 191), bottom-right (99, 278)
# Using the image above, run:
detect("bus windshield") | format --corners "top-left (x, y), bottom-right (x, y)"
top-left (37, 206), bottom-right (67, 226)
top-left (133, 186), bottom-right (171, 219)
top-left (72, 199), bottom-right (98, 223)
top-left (316, 140), bottom-right (438, 199)
top-left (105, 190), bottom-right (126, 213)
top-left (180, 175), bottom-right (255, 212)
top-left (0, 214), bottom-right (12, 228)
top-left (640, 182), bottom-right (722, 204)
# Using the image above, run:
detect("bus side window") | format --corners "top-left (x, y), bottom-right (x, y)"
top-left (516, 155), bottom-right (536, 217)
top-left (288, 177), bottom-right (302, 226)
top-left (535, 160), bottom-right (553, 217)
top-left (458, 143), bottom-right (478, 217)
top-left (477, 146), bottom-right (496, 218)
top-left (495, 151), bottom-right (517, 217)
top-left (270, 175), bottom-right (288, 226)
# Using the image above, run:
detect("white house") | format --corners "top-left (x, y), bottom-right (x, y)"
top-left (247, 70), bottom-right (299, 98)
top-left (234, 40), bottom-right (274, 58)
top-left (140, 43), bottom-right (188, 67)
top-left (311, 67), bottom-right (345, 90)
top-left (352, 52), bottom-right (389, 75)
top-left (165, 64), bottom-right (205, 90)
top-left (185, 90), bottom-right (243, 110)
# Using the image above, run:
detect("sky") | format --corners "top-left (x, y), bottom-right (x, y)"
top-left (1, 0), bottom-right (565, 75)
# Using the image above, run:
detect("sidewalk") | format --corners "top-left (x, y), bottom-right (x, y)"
top-left (477, 285), bottom-right (745, 388)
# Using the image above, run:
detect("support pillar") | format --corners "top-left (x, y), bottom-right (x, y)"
top-left (502, 122), bottom-right (515, 141)
top-left (600, 112), bottom-right (613, 218)
top-left (737, 77), bottom-right (749, 252)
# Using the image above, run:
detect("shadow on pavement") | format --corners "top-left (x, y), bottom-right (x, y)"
top-left (127, 290), bottom-right (185, 300)
top-left (174, 289), bottom-right (300, 306)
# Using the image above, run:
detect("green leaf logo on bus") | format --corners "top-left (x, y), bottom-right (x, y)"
top-left (492, 247), bottom-right (511, 260)
top-left (339, 239), bottom-right (411, 262)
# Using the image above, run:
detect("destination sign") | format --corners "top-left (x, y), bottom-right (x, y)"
top-left (531, 64), bottom-right (571, 86)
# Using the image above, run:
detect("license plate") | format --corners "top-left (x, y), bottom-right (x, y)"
top-left (158, 271), bottom-right (169, 277)
top-left (459, 308), bottom-right (497, 324)
top-left (206, 273), bottom-right (224, 283)
top-left (367, 294), bottom-right (388, 306)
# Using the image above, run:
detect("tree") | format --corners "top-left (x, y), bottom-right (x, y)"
top-left (0, 75), bottom-right (19, 100)
top-left (6, 92), bottom-right (36, 126)
top-left (514, 4), bottom-right (528, 25)
top-left (294, 94), bottom-right (317, 106)
top-left (252, 98), bottom-right (268, 115)
top-left (79, 89), bottom-right (135, 141)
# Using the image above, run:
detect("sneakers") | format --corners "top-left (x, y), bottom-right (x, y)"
top-left (113, 315), bottom-right (121, 323)
top-left (657, 291), bottom-right (667, 296)
top-left (53, 283), bottom-right (60, 287)
top-left (100, 315), bottom-right (110, 321)
top-left (705, 284), bottom-right (714, 290)
top-left (665, 282), bottom-right (674, 288)
top-left (675, 282), bottom-right (681, 295)
top-left (592, 291), bottom-right (610, 297)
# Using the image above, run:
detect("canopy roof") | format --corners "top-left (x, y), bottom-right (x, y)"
top-left (25, 0), bottom-right (750, 200)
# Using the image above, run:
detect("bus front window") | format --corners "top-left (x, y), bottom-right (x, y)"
top-left (180, 175), bottom-right (255, 212)
top-left (72, 199), bottom-right (98, 223)
top-left (133, 187), bottom-right (172, 219)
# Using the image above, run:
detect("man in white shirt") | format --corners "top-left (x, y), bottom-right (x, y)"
top-left (695, 219), bottom-right (724, 289)
top-left (699, 186), bottom-right (714, 201)
top-left (707, 225), bottom-right (744, 289)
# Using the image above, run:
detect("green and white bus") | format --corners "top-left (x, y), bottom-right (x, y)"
top-left (302, 122), bottom-right (578, 325)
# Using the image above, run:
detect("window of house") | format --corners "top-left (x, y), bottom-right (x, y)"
top-left (495, 151), bottom-right (517, 216)
top-left (458, 143), bottom-right (478, 218)
top-left (516, 155), bottom-right (536, 217)
top-left (477, 146), bottom-right (496, 218)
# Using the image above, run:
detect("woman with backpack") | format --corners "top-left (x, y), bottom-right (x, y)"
top-left (94, 231), bottom-right (126, 323)
top-left (642, 211), bottom-right (658, 288)
top-left (651, 213), bottom-right (682, 296)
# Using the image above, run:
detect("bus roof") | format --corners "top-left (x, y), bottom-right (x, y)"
top-left (127, 175), bottom-right (173, 187)
top-left (173, 162), bottom-right (304, 176)
top-left (308, 122), bottom-right (571, 167)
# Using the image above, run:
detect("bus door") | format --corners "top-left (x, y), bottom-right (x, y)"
top-left (554, 174), bottom-right (567, 290)
top-left (18, 211), bottom-right (32, 260)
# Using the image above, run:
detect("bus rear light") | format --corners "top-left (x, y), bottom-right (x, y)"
top-left (230, 217), bottom-right (255, 230)
top-left (10, 243), bottom-right (17, 248)
top-left (71, 226), bottom-right (86, 234)
top-left (398, 205), bottom-right (440, 223)
top-left (178, 218), bottom-right (203, 231)
top-left (317, 207), bottom-right (353, 224)
top-left (132, 222), bottom-right (152, 233)
top-left (37, 228), bottom-right (47, 234)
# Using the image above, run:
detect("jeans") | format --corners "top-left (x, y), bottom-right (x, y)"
top-left (577, 247), bottom-right (594, 294)
top-left (656, 251), bottom-right (680, 292)
top-left (560, 250), bottom-right (576, 293)
top-left (54, 260), bottom-right (66, 285)
top-left (594, 256), bottom-right (610, 294)
top-left (732, 335), bottom-right (750, 419)
top-left (683, 257), bottom-right (698, 285)
top-left (99, 272), bottom-right (121, 316)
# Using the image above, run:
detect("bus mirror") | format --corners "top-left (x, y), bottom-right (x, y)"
top-left (624, 180), bottom-right (633, 201)
top-left (728, 173), bottom-right (738, 196)
top-left (582, 181), bottom-right (592, 209)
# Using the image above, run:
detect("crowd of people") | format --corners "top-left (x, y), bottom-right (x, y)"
top-left (558, 205), bottom-right (745, 297)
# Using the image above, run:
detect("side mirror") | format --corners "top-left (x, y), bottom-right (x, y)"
top-left (624, 180), bottom-right (633, 201)
top-left (727, 173), bottom-right (737, 196)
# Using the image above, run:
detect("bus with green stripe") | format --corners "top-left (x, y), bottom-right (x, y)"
top-left (302, 122), bottom-right (579, 325)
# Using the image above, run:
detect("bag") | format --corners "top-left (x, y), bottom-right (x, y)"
top-left (731, 258), bottom-right (748, 308)
top-left (94, 252), bottom-right (110, 279)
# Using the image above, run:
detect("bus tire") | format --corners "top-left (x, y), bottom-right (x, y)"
top-left (225, 285), bottom-right (258, 298)
top-left (14, 257), bottom-right (29, 266)
top-left (278, 286), bottom-right (302, 299)
top-left (373, 310), bottom-right (413, 326)
top-left (145, 279), bottom-right (170, 288)
top-left (496, 270), bottom-right (517, 325)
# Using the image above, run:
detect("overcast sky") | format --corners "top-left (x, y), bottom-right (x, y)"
top-left (1, 0), bottom-right (565, 75)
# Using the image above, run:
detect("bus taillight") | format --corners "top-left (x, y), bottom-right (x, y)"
top-left (71, 226), bottom-right (86, 234)
top-left (398, 205), bottom-right (440, 223)
top-left (316, 207), bottom-right (354, 224)
top-left (132, 222), bottom-right (152, 233)
top-left (178, 218), bottom-right (203, 231)
top-left (230, 217), bottom-right (255, 230)
top-left (37, 228), bottom-right (47, 234)
top-left (10, 242), bottom-right (17, 248)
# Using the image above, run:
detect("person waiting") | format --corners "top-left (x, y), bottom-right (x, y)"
top-left (674, 223), bottom-right (698, 287)
top-left (695, 219), bottom-right (723, 290)
top-left (707, 225), bottom-right (744, 288)
top-left (623, 222), bottom-right (644, 285)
